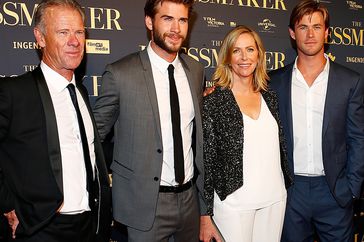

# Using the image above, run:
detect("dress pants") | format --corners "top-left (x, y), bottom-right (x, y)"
top-left (281, 175), bottom-right (353, 242)
top-left (127, 185), bottom-right (199, 242)
top-left (14, 212), bottom-right (94, 242)
top-left (213, 197), bottom-right (286, 242)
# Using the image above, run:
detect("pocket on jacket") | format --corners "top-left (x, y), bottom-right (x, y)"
top-left (110, 160), bottom-right (133, 179)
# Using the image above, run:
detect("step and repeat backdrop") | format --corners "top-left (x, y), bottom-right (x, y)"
top-left (0, 0), bottom-right (363, 241)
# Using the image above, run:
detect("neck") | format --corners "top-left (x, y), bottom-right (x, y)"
top-left (150, 41), bottom-right (178, 63)
top-left (296, 50), bottom-right (326, 73)
top-left (231, 76), bottom-right (255, 94)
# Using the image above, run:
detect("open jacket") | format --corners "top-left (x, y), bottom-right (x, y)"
top-left (203, 86), bottom-right (293, 215)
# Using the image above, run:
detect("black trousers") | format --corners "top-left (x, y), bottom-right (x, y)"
top-left (15, 212), bottom-right (94, 242)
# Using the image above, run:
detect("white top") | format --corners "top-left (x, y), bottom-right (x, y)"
top-left (41, 61), bottom-right (95, 214)
top-left (147, 43), bottom-right (195, 186)
top-left (214, 97), bottom-right (286, 210)
top-left (291, 55), bottom-right (330, 176)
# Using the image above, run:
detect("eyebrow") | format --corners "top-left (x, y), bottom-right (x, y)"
top-left (159, 14), bottom-right (189, 21)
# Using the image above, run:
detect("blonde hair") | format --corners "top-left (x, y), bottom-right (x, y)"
top-left (213, 25), bottom-right (269, 92)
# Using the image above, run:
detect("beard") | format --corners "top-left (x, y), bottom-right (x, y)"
top-left (152, 27), bottom-right (185, 54)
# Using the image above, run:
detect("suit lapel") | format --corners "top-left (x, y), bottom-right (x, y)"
top-left (179, 55), bottom-right (201, 118)
top-left (139, 50), bottom-right (162, 141)
top-left (33, 67), bottom-right (63, 194)
top-left (322, 61), bottom-right (337, 139)
top-left (279, 65), bottom-right (294, 163)
top-left (76, 83), bottom-right (109, 185)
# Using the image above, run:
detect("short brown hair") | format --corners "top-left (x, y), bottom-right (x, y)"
top-left (35, 0), bottom-right (85, 34)
top-left (213, 25), bottom-right (269, 92)
top-left (144, 0), bottom-right (194, 18)
top-left (289, 0), bottom-right (329, 30)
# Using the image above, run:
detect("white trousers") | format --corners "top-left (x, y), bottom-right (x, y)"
top-left (213, 197), bottom-right (286, 242)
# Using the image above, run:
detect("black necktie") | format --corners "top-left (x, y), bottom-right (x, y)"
top-left (168, 64), bottom-right (185, 185)
top-left (67, 84), bottom-right (94, 205)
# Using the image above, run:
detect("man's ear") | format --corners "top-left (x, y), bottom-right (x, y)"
top-left (145, 16), bottom-right (153, 31)
top-left (34, 28), bottom-right (46, 48)
top-left (288, 27), bottom-right (296, 40)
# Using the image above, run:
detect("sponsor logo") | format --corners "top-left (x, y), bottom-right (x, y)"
top-left (202, 16), bottom-right (225, 28)
top-left (327, 53), bottom-right (336, 62)
top-left (346, 56), bottom-right (364, 63)
top-left (346, 1), bottom-right (362, 10)
top-left (86, 39), bottom-right (110, 54)
top-left (258, 18), bottom-right (276, 33)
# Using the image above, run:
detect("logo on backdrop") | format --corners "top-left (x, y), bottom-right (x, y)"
top-left (13, 41), bottom-right (40, 50)
top-left (258, 19), bottom-right (277, 33)
top-left (202, 16), bottom-right (225, 28)
top-left (86, 39), bottom-right (110, 54)
top-left (327, 53), bottom-right (336, 62)
top-left (327, 21), bottom-right (363, 46)
top-left (196, 0), bottom-right (287, 10)
top-left (0, 2), bottom-right (123, 30)
top-left (346, 1), bottom-right (363, 10)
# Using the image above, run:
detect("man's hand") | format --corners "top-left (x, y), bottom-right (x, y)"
top-left (4, 210), bottom-right (18, 239)
top-left (199, 215), bottom-right (223, 242)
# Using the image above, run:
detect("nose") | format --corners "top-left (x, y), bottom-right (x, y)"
top-left (241, 50), bottom-right (248, 60)
top-left (171, 20), bottom-right (181, 33)
top-left (307, 27), bottom-right (314, 37)
top-left (68, 33), bottom-right (80, 47)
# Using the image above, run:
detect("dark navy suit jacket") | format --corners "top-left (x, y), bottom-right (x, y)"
top-left (269, 61), bottom-right (364, 207)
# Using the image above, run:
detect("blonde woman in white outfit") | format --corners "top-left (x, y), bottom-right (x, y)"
top-left (200, 25), bottom-right (293, 242)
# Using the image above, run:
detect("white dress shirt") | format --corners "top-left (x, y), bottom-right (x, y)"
top-left (147, 43), bottom-right (195, 186)
top-left (41, 61), bottom-right (96, 214)
top-left (291, 55), bottom-right (330, 176)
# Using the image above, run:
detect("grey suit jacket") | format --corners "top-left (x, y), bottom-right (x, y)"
top-left (93, 49), bottom-right (206, 230)
top-left (269, 61), bottom-right (364, 207)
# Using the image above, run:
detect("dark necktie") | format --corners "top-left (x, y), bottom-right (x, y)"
top-left (168, 64), bottom-right (185, 185)
top-left (67, 84), bottom-right (94, 205)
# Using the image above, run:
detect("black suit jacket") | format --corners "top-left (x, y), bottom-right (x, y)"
top-left (0, 67), bottom-right (111, 240)
top-left (269, 61), bottom-right (364, 207)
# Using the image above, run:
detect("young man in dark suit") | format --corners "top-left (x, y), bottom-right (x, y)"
top-left (0, 0), bottom-right (111, 241)
top-left (269, 1), bottom-right (364, 241)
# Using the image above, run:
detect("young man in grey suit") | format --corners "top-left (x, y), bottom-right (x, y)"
top-left (269, 1), bottom-right (364, 241)
top-left (93, 0), bottom-right (206, 241)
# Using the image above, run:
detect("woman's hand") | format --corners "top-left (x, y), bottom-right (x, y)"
top-left (199, 215), bottom-right (223, 242)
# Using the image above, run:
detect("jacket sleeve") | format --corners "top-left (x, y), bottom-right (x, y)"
top-left (0, 166), bottom-right (15, 213)
top-left (93, 64), bottom-right (120, 142)
top-left (0, 79), bottom-right (15, 213)
top-left (346, 74), bottom-right (364, 198)
top-left (202, 97), bottom-right (217, 216)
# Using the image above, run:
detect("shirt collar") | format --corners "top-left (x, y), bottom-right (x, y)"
top-left (293, 53), bottom-right (330, 75)
top-left (40, 61), bottom-right (76, 93)
top-left (147, 41), bottom-right (180, 73)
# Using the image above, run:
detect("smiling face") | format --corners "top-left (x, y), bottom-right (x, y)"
top-left (289, 11), bottom-right (328, 58)
top-left (34, 5), bottom-right (85, 80)
top-left (230, 33), bottom-right (259, 82)
top-left (145, 1), bottom-right (189, 62)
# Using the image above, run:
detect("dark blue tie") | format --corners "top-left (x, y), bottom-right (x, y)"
top-left (168, 64), bottom-right (185, 185)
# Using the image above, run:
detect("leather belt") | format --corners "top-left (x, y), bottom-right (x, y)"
top-left (159, 180), bottom-right (193, 193)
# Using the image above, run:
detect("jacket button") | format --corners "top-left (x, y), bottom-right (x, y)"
top-left (157, 149), bottom-right (162, 153)
top-left (154, 177), bottom-right (159, 181)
